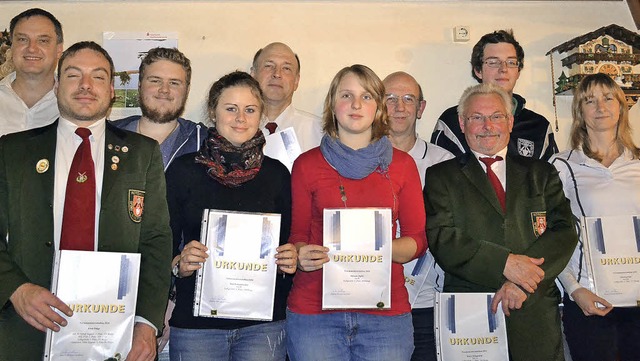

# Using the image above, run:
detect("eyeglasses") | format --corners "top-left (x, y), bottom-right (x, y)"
top-left (466, 113), bottom-right (508, 124)
top-left (385, 94), bottom-right (418, 106)
top-left (483, 58), bottom-right (520, 69)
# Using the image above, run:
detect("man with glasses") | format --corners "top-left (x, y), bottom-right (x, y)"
top-left (383, 71), bottom-right (452, 361)
top-left (431, 29), bottom-right (557, 161)
top-left (424, 83), bottom-right (576, 361)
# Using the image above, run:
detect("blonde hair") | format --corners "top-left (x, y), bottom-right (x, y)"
top-left (322, 64), bottom-right (389, 141)
top-left (570, 73), bottom-right (640, 161)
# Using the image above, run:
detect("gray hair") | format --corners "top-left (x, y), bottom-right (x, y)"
top-left (457, 83), bottom-right (512, 117)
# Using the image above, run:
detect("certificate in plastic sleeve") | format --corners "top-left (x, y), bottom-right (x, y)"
top-left (322, 208), bottom-right (392, 310)
top-left (44, 250), bottom-right (140, 361)
top-left (434, 292), bottom-right (509, 361)
top-left (193, 209), bottom-right (280, 320)
top-left (403, 250), bottom-right (444, 307)
top-left (263, 127), bottom-right (302, 172)
top-left (581, 215), bottom-right (640, 307)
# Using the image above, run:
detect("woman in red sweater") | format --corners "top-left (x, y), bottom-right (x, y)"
top-left (286, 64), bottom-right (427, 361)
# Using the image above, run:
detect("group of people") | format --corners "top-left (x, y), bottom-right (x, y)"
top-left (0, 7), bottom-right (638, 361)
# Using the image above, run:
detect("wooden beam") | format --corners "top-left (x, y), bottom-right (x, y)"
top-left (628, 0), bottom-right (640, 29)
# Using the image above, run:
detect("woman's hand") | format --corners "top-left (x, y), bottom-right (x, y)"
top-left (176, 240), bottom-right (209, 278)
top-left (571, 287), bottom-right (613, 316)
top-left (275, 243), bottom-right (298, 274)
top-left (296, 243), bottom-right (329, 272)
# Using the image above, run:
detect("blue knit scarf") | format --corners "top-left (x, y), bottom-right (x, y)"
top-left (320, 134), bottom-right (392, 180)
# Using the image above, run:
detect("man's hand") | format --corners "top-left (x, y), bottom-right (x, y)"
top-left (296, 243), bottom-right (329, 272)
top-left (9, 283), bottom-right (72, 332)
top-left (503, 254), bottom-right (544, 293)
top-left (126, 323), bottom-right (157, 361)
top-left (571, 288), bottom-right (613, 317)
top-left (491, 281), bottom-right (527, 316)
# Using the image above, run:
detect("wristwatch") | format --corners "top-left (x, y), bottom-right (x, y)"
top-left (172, 261), bottom-right (181, 278)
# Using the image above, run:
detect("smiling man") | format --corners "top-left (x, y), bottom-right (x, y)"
top-left (112, 47), bottom-right (207, 171)
top-left (431, 29), bottom-right (557, 161)
top-left (0, 8), bottom-right (63, 135)
top-left (424, 83), bottom-right (576, 361)
top-left (251, 42), bottom-right (322, 153)
top-left (383, 71), bottom-right (452, 361)
top-left (0, 41), bottom-right (172, 361)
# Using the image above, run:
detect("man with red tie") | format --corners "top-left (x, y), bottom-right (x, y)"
top-left (0, 41), bottom-right (172, 361)
top-left (250, 42), bottom-right (322, 154)
top-left (424, 83), bottom-right (577, 361)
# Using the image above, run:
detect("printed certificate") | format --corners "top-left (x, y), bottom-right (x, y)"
top-left (263, 127), bottom-right (302, 172)
top-left (193, 209), bottom-right (281, 321)
top-left (403, 250), bottom-right (443, 306)
top-left (322, 208), bottom-right (392, 310)
top-left (581, 215), bottom-right (640, 307)
top-left (434, 292), bottom-right (509, 361)
top-left (44, 250), bottom-right (140, 361)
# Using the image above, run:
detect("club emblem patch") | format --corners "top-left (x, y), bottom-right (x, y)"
top-left (531, 211), bottom-right (547, 237)
top-left (128, 189), bottom-right (145, 223)
top-left (518, 138), bottom-right (534, 157)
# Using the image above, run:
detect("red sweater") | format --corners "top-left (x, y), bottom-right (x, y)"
top-left (287, 147), bottom-right (427, 315)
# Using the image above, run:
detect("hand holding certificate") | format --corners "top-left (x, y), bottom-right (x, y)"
top-left (581, 215), bottom-right (640, 307)
top-left (193, 209), bottom-right (281, 321)
top-left (435, 292), bottom-right (509, 361)
top-left (322, 208), bottom-right (392, 310)
top-left (44, 250), bottom-right (141, 361)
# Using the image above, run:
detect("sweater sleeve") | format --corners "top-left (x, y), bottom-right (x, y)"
top-left (396, 152), bottom-right (427, 260)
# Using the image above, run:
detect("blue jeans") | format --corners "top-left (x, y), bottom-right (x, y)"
top-left (169, 321), bottom-right (286, 361)
top-left (286, 309), bottom-right (414, 361)
top-left (410, 307), bottom-right (437, 361)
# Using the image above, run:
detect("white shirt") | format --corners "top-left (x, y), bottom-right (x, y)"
top-left (0, 72), bottom-right (58, 136)
top-left (471, 146), bottom-right (508, 191)
top-left (53, 117), bottom-right (106, 250)
top-left (551, 149), bottom-right (640, 298)
top-left (402, 136), bottom-right (454, 309)
top-left (408, 136), bottom-right (454, 187)
top-left (262, 104), bottom-right (323, 153)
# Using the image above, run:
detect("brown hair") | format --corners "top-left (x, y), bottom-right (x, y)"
top-left (570, 73), bottom-right (640, 161)
top-left (322, 64), bottom-right (389, 141)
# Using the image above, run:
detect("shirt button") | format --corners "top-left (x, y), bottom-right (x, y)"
top-left (45, 241), bottom-right (53, 247)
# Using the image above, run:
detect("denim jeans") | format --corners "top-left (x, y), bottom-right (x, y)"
top-left (169, 321), bottom-right (286, 361)
top-left (286, 309), bottom-right (414, 361)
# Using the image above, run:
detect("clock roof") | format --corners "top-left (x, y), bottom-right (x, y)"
top-left (546, 24), bottom-right (640, 55)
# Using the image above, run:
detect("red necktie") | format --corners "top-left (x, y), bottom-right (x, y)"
top-left (479, 156), bottom-right (506, 212)
top-left (60, 128), bottom-right (96, 251)
top-left (265, 122), bottom-right (278, 134)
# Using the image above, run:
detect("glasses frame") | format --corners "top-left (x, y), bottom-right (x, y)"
top-left (483, 58), bottom-right (520, 69)
top-left (465, 112), bottom-right (509, 125)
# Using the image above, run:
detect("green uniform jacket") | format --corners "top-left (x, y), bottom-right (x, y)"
top-left (424, 153), bottom-right (577, 361)
top-left (0, 121), bottom-right (172, 360)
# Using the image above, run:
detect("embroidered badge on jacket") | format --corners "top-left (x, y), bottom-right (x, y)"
top-left (517, 138), bottom-right (534, 157)
top-left (128, 189), bottom-right (145, 223)
top-left (531, 211), bottom-right (547, 237)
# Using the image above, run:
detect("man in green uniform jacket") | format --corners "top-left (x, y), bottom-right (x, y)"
top-left (424, 83), bottom-right (577, 361)
top-left (0, 41), bottom-right (172, 361)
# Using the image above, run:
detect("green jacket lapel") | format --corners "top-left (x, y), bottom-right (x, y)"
top-left (505, 154), bottom-right (528, 212)
top-left (102, 123), bottom-right (130, 201)
top-left (27, 121), bottom-right (58, 208)
top-left (460, 153), bottom-right (504, 215)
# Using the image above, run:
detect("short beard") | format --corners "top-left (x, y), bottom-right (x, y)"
top-left (140, 101), bottom-right (186, 124)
